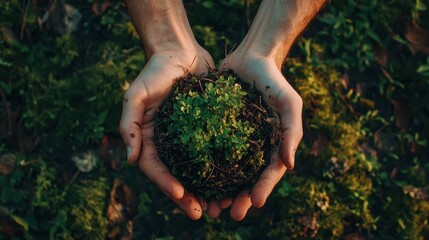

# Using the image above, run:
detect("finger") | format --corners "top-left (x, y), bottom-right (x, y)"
top-left (220, 198), bottom-right (233, 209)
top-left (169, 191), bottom-right (203, 220)
top-left (197, 196), bottom-right (208, 211)
top-left (119, 85), bottom-right (146, 164)
top-left (207, 201), bottom-right (222, 218)
top-left (279, 127), bottom-right (302, 169)
top-left (250, 151), bottom-right (286, 208)
top-left (277, 90), bottom-right (303, 169)
top-left (138, 124), bottom-right (184, 200)
top-left (230, 190), bottom-right (252, 221)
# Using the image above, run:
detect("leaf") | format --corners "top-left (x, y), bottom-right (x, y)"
top-left (55, 210), bottom-right (67, 225)
top-left (107, 179), bottom-right (135, 239)
top-left (96, 111), bottom-right (108, 125)
top-left (277, 181), bottom-right (294, 197)
top-left (10, 214), bottom-right (29, 231)
top-left (202, 1), bottom-right (214, 9)
top-left (405, 21), bottom-right (429, 54)
top-left (92, 0), bottom-right (112, 16)
top-left (339, 74), bottom-right (350, 90)
top-left (416, 0), bottom-right (427, 11)
top-left (403, 186), bottom-right (429, 200)
top-left (297, 212), bottom-right (319, 238)
top-left (310, 136), bottom-right (330, 157)
top-left (417, 64), bottom-right (429, 77)
top-left (374, 45), bottom-right (388, 66)
top-left (97, 134), bottom-right (125, 170)
top-left (318, 14), bottom-right (337, 25)
top-left (398, 218), bottom-right (406, 229)
top-left (0, 27), bottom-right (17, 44)
top-left (0, 153), bottom-right (16, 175)
top-left (390, 99), bottom-right (410, 130)
top-left (50, 2), bottom-right (82, 35)
top-left (0, 58), bottom-right (12, 68)
top-left (367, 30), bottom-right (382, 44)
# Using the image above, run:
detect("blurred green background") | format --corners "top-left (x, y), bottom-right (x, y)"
top-left (0, 0), bottom-right (429, 239)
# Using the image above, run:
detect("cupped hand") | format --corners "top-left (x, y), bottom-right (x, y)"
top-left (119, 47), bottom-right (214, 220)
top-left (216, 51), bottom-right (304, 221)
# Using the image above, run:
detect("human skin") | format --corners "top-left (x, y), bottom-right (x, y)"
top-left (219, 0), bottom-right (328, 221)
top-left (120, 0), bottom-right (327, 221)
top-left (120, 0), bottom-right (214, 220)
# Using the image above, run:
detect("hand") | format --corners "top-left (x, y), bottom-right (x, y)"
top-left (217, 50), bottom-right (304, 221)
top-left (204, 0), bottom-right (325, 221)
top-left (119, 47), bottom-right (214, 220)
top-left (122, 0), bottom-right (323, 221)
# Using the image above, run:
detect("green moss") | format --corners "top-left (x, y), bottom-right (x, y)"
top-left (0, 0), bottom-right (428, 238)
top-left (409, 200), bottom-right (429, 239)
top-left (157, 73), bottom-right (274, 199)
top-left (268, 60), bottom-right (377, 238)
top-left (67, 178), bottom-right (109, 240)
top-left (32, 162), bottom-right (63, 212)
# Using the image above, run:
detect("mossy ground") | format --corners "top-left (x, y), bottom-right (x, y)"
top-left (1, 1), bottom-right (429, 238)
top-left (156, 71), bottom-right (279, 200)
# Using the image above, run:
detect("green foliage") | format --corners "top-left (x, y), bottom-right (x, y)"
top-left (171, 75), bottom-right (256, 172)
top-left (160, 73), bottom-right (270, 199)
top-left (262, 62), bottom-right (377, 239)
top-left (67, 178), bottom-right (109, 240)
top-left (0, 0), bottom-right (142, 152)
top-left (32, 162), bottom-right (63, 212)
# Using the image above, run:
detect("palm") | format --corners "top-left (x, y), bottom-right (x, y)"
top-left (219, 54), bottom-right (303, 220)
top-left (120, 48), bottom-right (214, 220)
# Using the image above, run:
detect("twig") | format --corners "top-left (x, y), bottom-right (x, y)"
top-left (68, 170), bottom-right (81, 185)
top-left (202, 164), bottom-right (215, 186)
top-left (334, 85), bottom-right (358, 121)
top-left (248, 139), bottom-right (262, 148)
top-left (210, 162), bottom-right (229, 173)
top-left (200, 77), bottom-right (216, 83)
top-left (198, 79), bottom-right (204, 92)
top-left (20, 0), bottom-right (31, 40)
top-left (244, 97), bottom-right (267, 113)
top-left (19, 159), bottom-right (42, 166)
top-left (173, 158), bottom-right (197, 166)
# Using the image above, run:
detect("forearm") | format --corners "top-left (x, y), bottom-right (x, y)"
top-left (123, 0), bottom-right (199, 57)
top-left (239, 0), bottom-right (327, 68)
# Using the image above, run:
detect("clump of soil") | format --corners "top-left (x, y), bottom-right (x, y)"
top-left (156, 70), bottom-right (280, 200)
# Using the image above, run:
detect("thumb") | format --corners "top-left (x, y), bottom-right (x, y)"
top-left (119, 90), bottom-right (145, 164)
top-left (277, 91), bottom-right (303, 169)
top-left (279, 127), bottom-right (302, 169)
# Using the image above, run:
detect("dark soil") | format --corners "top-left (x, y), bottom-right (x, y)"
top-left (155, 70), bottom-right (280, 200)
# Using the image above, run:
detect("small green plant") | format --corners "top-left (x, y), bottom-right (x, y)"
top-left (157, 72), bottom-right (277, 200)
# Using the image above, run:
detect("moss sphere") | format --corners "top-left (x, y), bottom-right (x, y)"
top-left (156, 71), bottom-right (278, 200)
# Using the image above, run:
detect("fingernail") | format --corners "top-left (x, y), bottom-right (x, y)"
top-left (127, 146), bottom-right (132, 160)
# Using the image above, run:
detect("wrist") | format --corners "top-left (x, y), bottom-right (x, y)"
top-left (237, 0), bottom-right (327, 68)
top-left (145, 35), bottom-right (199, 57)
top-left (142, 12), bottom-right (199, 57)
top-left (124, 0), bottom-right (199, 57)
